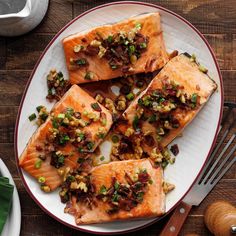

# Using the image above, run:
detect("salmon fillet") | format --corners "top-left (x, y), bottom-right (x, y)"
top-left (19, 85), bottom-right (113, 191)
top-left (115, 53), bottom-right (217, 157)
top-left (62, 12), bottom-right (169, 84)
top-left (65, 159), bottom-right (165, 224)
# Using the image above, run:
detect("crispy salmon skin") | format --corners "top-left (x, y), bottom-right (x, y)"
top-left (62, 12), bottom-right (169, 84)
top-left (19, 85), bottom-right (113, 191)
top-left (115, 54), bottom-right (217, 159)
top-left (64, 159), bottom-right (165, 224)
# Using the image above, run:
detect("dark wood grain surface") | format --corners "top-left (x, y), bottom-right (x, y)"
top-left (0, 1), bottom-right (235, 235)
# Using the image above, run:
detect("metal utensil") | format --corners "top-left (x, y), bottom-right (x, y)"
top-left (160, 102), bottom-right (236, 236)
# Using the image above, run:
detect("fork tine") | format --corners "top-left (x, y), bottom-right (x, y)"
top-left (202, 134), bottom-right (236, 184)
top-left (209, 156), bottom-right (236, 189)
top-left (207, 142), bottom-right (236, 185)
top-left (198, 129), bottom-right (228, 183)
top-left (197, 117), bottom-right (236, 183)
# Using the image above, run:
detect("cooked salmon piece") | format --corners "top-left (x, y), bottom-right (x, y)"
top-left (62, 12), bottom-right (169, 84)
top-left (64, 159), bottom-right (165, 224)
top-left (115, 53), bottom-right (217, 159)
top-left (19, 85), bottom-right (113, 191)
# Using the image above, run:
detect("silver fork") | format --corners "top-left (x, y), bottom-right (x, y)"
top-left (160, 102), bottom-right (236, 236)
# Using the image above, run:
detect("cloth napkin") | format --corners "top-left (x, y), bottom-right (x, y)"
top-left (0, 177), bottom-right (14, 234)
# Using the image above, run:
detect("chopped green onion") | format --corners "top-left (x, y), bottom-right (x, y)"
top-left (66, 107), bottom-right (74, 115)
top-left (40, 113), bottom-right (48, 121)
top-left (140, 42), bottom-right (147, 49)
top-left (99, 185), bottom-right (107, 194)
top-left (58, 155), bottom-right (65, 164)
top-left (111, 135), bottom-right (119, 143)
top-left (75, 58), bottom-right (87, 65)
top-left (112, 193), bottom-right (120, 202)
top-left (97, 133), bottom-right (105, 139)
top-left (191, 93), bottom-right (198, 103)
top-left (107, 35), bottom-right (113, 43)
top-left (34, 159), bottom-right (42, 169)
top-left (136, 191), bottom-right (144, 202)
top-left (57, 113), bottom-right (65, 119)
top-left (57, 71), bottom-right (63, 79)
top-left (38, 176), bottom-right (46, 184)
top-left (114, 181), bottom-right (119, 190)
top-left (36, 106), bottom-right (43, 112)
top-left (161, 160), bottom-right (168, 169)
top-left (78, 147), bottom-right (84, 153)
top-left (52, 118), bottom-right (59, 128)
top-left (28, 113), bottom-right (36, 121)
top-left (148, 114), bottom-right (157, 123)
top-left (67, 175), bottom-right (75, 182)
top-left (87, 141), bottom-right (94, 150)
top-left (78, 133), bottom-right (85, 140)
top-left (91, 102), bottom-right (101, 112)
top-left (77, 157), bottom-right (84, 163)
top-left (128, 45), bottom-right (136, 54)
top-left (126, 92), bottom-right (135, 100)
top-left (135, 23), bottom-right (142, 30)
top-left (132, 115), bottom-right (139, 131)
top-left (100, 156), bottom-right (105, 161)
top-left (101, 118), bottom-right (107, 126)
top-left (110, 64), bottom-right (118, 70)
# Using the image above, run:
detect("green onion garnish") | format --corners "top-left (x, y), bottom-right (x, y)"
top-left (126, 92), bottom-right (135, 100)
top-left (28, 113), bottom-right (36, 121)
top-left (111, 135), bottom-right (119, 143)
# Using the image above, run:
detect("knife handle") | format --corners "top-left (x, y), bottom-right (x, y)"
top-left (160, 201), bottom-right (192, 236)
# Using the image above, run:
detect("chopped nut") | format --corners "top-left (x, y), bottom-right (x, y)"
top-left (78, 119), bottom-right (87, 127)
top-left (87, 112), bottom-right (100, 121)
top-left (95, 94), bottom-right (104, 103)
top-left (164, 121), bottom-right (172, 129)
top-left (105, 98), bottom-right (117, 114)
top-left (199, 64), bottom-right (208, 73)
top-left (78, 182), bottom-right (88, 192)
top-left (150, 148), bottom-right (163, 163)
top-left (190, 54), bottom-right (196, 62)
top-left (157, 127), bottom-right (165, 135)
top-left (90, 40), bottom-right (101, 47)
top-left (57, 169), bottom-right (64, 176)
top-left (111, 145), bottom-right (119, 156)
top-left (180, 94), bottom-right (186, 103)
top-left (136, 107), bottom-right (144, 118)
top-left (125, 127), bottom-right (135, 137)
top-left (116, 100), bottom-right (126, 111)
top-left (70, 181), bottom-right (78, 189)
top-left (41, 185), bottom-right (51, 193)
top-left (163, 182), bottom-right (175, 194)
top-left (98, 45), bottom-right (106, 58)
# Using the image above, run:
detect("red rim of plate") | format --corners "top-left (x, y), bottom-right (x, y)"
top-left (14, 1), bottom-right (224, 235)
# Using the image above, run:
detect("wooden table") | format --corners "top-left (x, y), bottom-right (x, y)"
top-left (0, 0), bottom-right (235, 235)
